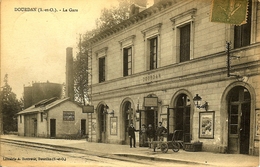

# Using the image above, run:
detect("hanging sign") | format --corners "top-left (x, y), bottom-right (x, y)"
top-left (82, 105), bottom-right (94, 113)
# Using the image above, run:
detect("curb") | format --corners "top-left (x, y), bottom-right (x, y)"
top-left (114, 153), bottom-right (208, 166)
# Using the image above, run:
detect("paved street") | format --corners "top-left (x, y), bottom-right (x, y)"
top-left (0, 135), bottom-right (259, 167)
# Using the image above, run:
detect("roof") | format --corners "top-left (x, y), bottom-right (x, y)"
top-left (86, 0), bottom-right (178, 45)
top-left (17, 97), bottom-right (79, 115)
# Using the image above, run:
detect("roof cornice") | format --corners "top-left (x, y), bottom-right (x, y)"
top-left (87, 0), bottom-right (176, 46)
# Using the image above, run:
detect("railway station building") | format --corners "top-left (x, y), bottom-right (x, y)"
top-left (85, 0), bottom-right (260, 155)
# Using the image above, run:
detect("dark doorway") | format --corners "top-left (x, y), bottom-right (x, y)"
top-left (175, 94), bottom-right (191, 142)
top-left (33, 119), bottom-right (37, 137)
top-left (99, 105), bottom-right (106, 143)
top-left (146, 108), bottom-right (158, 129)
top-left (81, 119), bottom-right (86, 135)
top-left (50, 119), bottom-right (56, 138)
top-left (228, 86), bottom-right (251, 154)
top-left (124, 101), bottom-right (132, 145)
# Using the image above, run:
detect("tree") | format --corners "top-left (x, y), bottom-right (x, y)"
top-left (0, 74), bottom-right (22, 133)
top-left (96, 0), bottom-right (148, 31)
top-left (87, 0), bottom-right (148, 38)
top-left (73, 36), bottom-right (89, 105)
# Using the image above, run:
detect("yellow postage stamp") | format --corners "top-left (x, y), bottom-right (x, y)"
top-left (210, 0), bottom-right (248, 25)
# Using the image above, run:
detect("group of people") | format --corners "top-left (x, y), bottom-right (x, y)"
top-left (128, 122), bottom-right (167, 148)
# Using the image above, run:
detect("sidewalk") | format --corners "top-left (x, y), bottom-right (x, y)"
top-left (1, 135), bottom-right (259, 167)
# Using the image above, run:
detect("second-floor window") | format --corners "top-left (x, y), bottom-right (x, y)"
top-left (123, 47), bottom-right (132, 76)
top-left (234, 0), bottom-right (251, 49)
top-left (99, 57), bottom-right (106, 83)
top-left (149, 37), bottom-right (158, 70)
top-left (180, 24), bottom-right (190, 62)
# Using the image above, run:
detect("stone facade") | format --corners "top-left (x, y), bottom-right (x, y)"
top-left (86, 0), bottom-right (260, 155)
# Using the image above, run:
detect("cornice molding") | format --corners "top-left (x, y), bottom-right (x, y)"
top-left (87, 0), bottom-right (176, 45)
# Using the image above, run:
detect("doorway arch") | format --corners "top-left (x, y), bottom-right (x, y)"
top-left (96, 102), bottom-right (107, 143)
top-left (170, 90), bottom-right (193, 142)
top-left (120, 98), bottom-right (135, 145)
top-left (221, 82), bottom-right (256, 154)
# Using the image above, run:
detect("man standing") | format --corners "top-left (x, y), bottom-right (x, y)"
top-left (147, 124), bottom-right (155, 148)
top-left (128, 123), bottom-right (137, 148)
top-left (140, 124), bottom-right (147, 147)
top-left (156, 121), bottom-right (167, 148)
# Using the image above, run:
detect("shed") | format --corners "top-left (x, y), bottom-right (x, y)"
top-left (17, 97), bottom-right (88, 138)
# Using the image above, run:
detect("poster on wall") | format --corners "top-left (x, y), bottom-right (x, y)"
top-left (110, 117), bottom-right (117, 135)
top-left (256, 111), bottom-right (260, 136)
top-left (92, 119), bottom-right (96, 135)
top-left (199, 111), bottom-right (215, 139)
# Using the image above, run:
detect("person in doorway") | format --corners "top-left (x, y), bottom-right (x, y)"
top-left (128, 123), bottom-right (137, 148)
top-left (156, 121), bottom-right (167, 148)
top-left (146, 124), bottom-right (155, 148)
top-left (140, 124), bottom-right (147, 147)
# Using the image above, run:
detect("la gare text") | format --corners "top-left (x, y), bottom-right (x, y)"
top-left (14, 7), bottom-right (78, 13)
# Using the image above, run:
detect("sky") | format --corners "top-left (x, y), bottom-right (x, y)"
top-left (1, 0), bottom-right (123, 99)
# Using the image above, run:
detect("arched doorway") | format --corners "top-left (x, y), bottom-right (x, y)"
top-left (98, 104), bottom-right (107, 143)
top-left (122, 101), bottom-right (133, 145)
top-left (175, 93), bottom-right (191, 142)
top-left (227, 86), bottom-right (251, 154)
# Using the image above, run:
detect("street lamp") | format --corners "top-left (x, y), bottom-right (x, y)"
top-left (103, 104), bottom-right (115, 117)
top-left (193, 94), bottom-right (209, 111)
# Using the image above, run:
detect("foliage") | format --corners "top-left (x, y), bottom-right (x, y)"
top-left (0, 74), bottom-right (22, 132)
top-left (83, 0), bottom-right (148, 42)
top-left (73, 37), bottom-right (89, 105)
top-left (95, 0), bottom-right (134, 31)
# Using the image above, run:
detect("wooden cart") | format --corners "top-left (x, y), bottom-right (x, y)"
top-left (150, 130), bottom-right (183, 153)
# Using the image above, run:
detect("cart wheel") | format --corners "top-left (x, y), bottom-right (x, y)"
top-left (161, 143), bottom-right (168, 153)
top-left (171, 142), bottom-right (180, 152)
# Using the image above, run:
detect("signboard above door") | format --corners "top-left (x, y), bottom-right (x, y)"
top-left (144, 97), bottom-right (158, 107)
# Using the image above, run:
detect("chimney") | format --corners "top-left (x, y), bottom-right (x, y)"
top-left (130, 0), bottom-right (147, 17)
top-left (65, 47), bottom-right (74, 101)
top-left (134, 0), bottom-right (147, 7)
top-left (154, 0), bottom-right (163, 4)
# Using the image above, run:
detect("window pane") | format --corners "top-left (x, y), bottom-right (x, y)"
top-left (244, 88), bottom-right (250, 101)
top-left (234, 0), bottom-right (251, 48)
top-left (99, 57), bottom-right (105, 82)
top-left (230, 90), bottom-right (239, 102)
top-left (123, 47), bottom-right (132, 76)
top-left (231, 105), bottom-right (238, 114)
top-left (231, 116), bottom-right (238, 124)
top-left (180, 24), bottom-right (190, 62)
top-left (149, 37), bottom-right (157, 70)
top-left (230, 125), bottom-right (238, 134)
